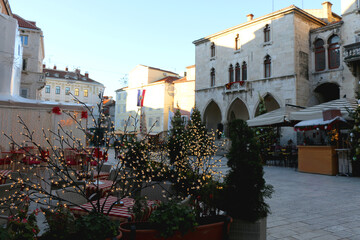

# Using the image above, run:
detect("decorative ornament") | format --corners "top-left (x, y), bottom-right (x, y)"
top-left (225, 83), bottom-right (231, 89)
top-left (239, 81), bottom-right (245, 86)
top-left (81, 111), bottom-right (88, 119)
top-left (52, 107), bottom-right (61, 115)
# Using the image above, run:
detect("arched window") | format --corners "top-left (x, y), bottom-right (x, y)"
top-left (264, 24), bottom-right (270, 42)
top-left (229, 64), bottom-right (234, 83)
top-left (235, 63), bottom-right (240, 82)
top-left (264, 55), bottom-right (271, 78)
top-left (242, 62), bottom-right (247, 81)
top-left (315, 39), bottom-right (325, 71)
top-left (210, 68), bottom-right (215, 86)
top-left (235, 34), bottom-right (240, 50)
top-left (328, 35), bottom-right (340, 69)
top-left (210, 43), bottom-right (215, 57)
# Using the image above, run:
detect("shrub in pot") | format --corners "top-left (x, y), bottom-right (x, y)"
top-left (72, 212), bottom-right (118, 240)
top-left (119, 200), bottom-right (232, 240)
top-left (221, 119), bottom-right (273, 240)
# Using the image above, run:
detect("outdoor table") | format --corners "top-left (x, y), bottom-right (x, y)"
top-left (70, 196), bottom-right (160, 222)
top-left (0, 170), bottom-right (12, 184)
top-left (85, 180), bottom-right (113, 198)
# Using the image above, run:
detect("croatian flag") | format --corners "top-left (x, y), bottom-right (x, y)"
top-left (137, 89), bottom-right (146, 107)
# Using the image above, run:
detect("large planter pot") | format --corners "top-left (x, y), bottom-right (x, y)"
top-left (229, 217), bottom-right (266, 240)
top-left (119, 215), bottom-right (232, 240)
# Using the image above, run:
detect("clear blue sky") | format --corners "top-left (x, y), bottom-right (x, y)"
top-left (10, 0), bottom-right (341, 98)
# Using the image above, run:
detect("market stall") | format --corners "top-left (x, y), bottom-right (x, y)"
top-left (294, 112), bottom-right (349, 175)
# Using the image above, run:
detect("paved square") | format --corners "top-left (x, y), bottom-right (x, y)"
top-left (265, 166), bottom-right (360, 240)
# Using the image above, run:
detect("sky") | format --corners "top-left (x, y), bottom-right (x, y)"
top-left (10, 0), bottom-right (341, 98)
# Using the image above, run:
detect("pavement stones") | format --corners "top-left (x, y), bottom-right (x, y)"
top-left (265, 166), bottom-right (360, 240)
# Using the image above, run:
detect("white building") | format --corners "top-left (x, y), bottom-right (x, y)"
top-left (0, 0), bottom-right (22, 97)
top-left (193, 2), bottom-right (346, 135)
top-left (115, 65), bottom-right (181, 135)
top-left (13, 14), bottom-right (45, 100)
top-left (40, 66), bottom-right (105, 105)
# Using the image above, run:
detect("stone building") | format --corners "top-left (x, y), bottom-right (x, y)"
top-left (193, 2), bottom-right (343, 133)
top-left (13, 14), bottom-right (45, 100)
top-left (40, 66), bottom-right (105, 105)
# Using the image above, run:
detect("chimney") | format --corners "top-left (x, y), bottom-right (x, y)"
top-left (53, 65), bottom-right (57, 70)
top-left (247, 14), bottom-right (254, 21)
top-left (85, 72), bottom-right (89, 78)
top-left (75, 69), bottom-right (80, 74)
top-left (322, 1), bottom-right (333, 23)
top-left (65, 67), bottom-right (68, 71)
top-left (42, 64), bottom-right (46, 69)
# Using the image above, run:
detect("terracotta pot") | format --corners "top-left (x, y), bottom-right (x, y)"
top-left (119, 215), bottom-right (232, 240)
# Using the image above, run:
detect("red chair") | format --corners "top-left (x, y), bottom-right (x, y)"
top-left (22, 156), bottom-right (41, 165)
top-left (40, 150), bottom-right (50, 162)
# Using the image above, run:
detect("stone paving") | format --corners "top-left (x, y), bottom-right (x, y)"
top-left (265, 166), bottom-right (360, 240)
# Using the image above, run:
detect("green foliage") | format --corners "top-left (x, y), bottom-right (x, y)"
top-left (149, 201), bottom-right (198, 238)
top-left (222, 119), bottom-right (273, 222)
top-left (40, 205), bottom-right (75, 240)
top-left (129, 196), bottom-right (150, 222)
top-left (186, 108), bottom-right (217, 158)
top-left (73, 212), bottom-right (118, 240)
top-left (7, 204), bottom-right (39, 240)
top-left (349, 101), bottom-right (360, 175)
top-left (167, 109), bottom-right (187, 165)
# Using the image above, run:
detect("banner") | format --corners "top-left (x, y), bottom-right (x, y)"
top-left (137, 89), bottom-right (146, 107)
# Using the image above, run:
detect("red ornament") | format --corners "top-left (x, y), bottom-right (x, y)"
top-left (81, 111), bottom-right (88, 119)
top-left (239, 81), bottom-right (245, 86)
top-left (225, 83), bottom-right (231, 89)
top-left (52, 107), bottom-right (61, 115)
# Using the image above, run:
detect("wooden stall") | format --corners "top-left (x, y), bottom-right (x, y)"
top-left (298, 145), bottom-right (338, 175)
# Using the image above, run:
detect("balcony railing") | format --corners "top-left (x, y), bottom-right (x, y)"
top-left (344, 42), bottom-right (360, 62)
top-left (224, 81), bottom-right (246, 93)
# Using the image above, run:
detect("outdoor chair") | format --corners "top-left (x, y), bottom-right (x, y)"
top-left (140, 181), bottom-right (173, 202)
top-left (55, 184), bottom-right (89, 206)
top-left (100, 164), bottom-right (112, 173)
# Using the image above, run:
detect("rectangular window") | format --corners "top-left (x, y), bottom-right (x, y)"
top-left (65, 87), bottom-right (70, 95)
top-left (149, 117), bottom-right (153, 127)
top-left (75, 88), bottom-right (79, 96)
top-left (156, 117), bottom-right (160, 127)
top-left (55, 86), bottom-right (60, 94)
top-left (20, 89), bottom-right (28, 98)
top-left (84, 89), bottom-right (88, 97)
top-left (22, 59), bottom-right (27, 71)
top-left (181, 116), bottom-right (188, 125)
top-left (45, 85), bottom-right (50, 93)
top-left (123, 105), bottom-right (126, 113)
top-left (20, 35), bottom-right (28, 46)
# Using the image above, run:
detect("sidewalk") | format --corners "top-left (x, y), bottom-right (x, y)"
top-left (265, 166), bottom-right (360, 240)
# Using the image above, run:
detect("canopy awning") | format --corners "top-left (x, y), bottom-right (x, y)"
top-left (290, 98), bottom-right (358, 121)
top-left (294, 116), bottom-right (347, 131)
top-left (247, 105), bottom-right (302, 127)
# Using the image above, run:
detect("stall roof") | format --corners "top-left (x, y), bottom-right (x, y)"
top-left (247, 105), bottom-right (302, 127)
top-left (294, 116), bottom-right (346, 128)
top-left (290, 98), bottom-right (358, 121)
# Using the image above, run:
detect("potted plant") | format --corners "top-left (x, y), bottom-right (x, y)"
top-left (119, 200), bottom-right (231, 240)
top-left (6, 204), bottom-right (40, 240)
top-left (220, 119), bottom-right (273, 240)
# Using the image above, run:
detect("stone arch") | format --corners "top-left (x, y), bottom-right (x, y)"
top-left (226, 97), bottom-right (250, 122)
top-left (203, 100), bottom-right (222, 131)
top-left (254, 93), bottom-right (281, 117)
top-left (314, 82), bottom-right (340, 104)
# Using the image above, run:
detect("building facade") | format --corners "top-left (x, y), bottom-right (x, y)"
top-left (193, 2), bottom-right (345, 132)
top-left (0, 0), bottom-right (22, 97)
top-left (115, 65), bottom-right (181, 135)
top-left (13, 14), bottom-right (45, 100)
top-left (40, 66), bottom-right (105, 105)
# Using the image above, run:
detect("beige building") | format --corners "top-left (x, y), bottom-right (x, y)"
top-left (193, 2), bottom-right (342, 134)
top-left (13, 14), bottom-right (45, 100)
top-left (115, 65), bottom-right (180, 135)
top-left (40, 66), bottom-right (105, 105)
